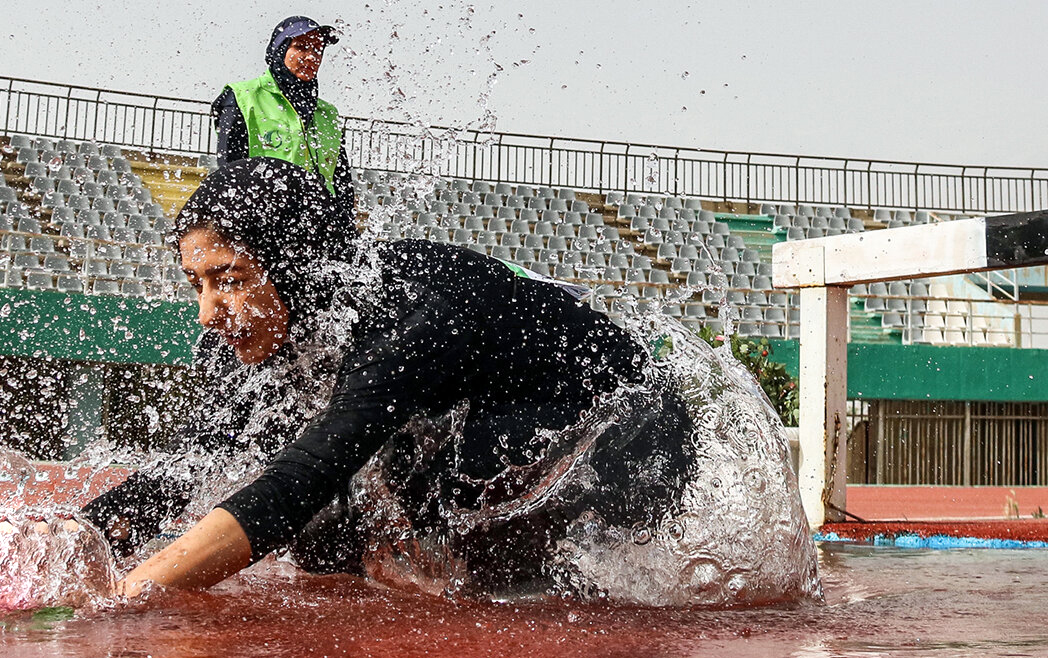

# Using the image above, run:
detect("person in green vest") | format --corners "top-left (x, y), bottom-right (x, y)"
top-left (211, 16), bottom-right (355, 221)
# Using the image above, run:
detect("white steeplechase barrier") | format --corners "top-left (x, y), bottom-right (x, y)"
top-left (772, 211), bottom-right (1048, 527)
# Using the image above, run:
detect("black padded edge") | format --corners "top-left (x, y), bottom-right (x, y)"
top-left (985, 210), bottom-right (1048, 268)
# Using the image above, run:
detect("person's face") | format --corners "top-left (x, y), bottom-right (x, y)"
top-left (284, 31), bottom-right (325, 82)
top-left (180, 228), bottom-right (289, 365)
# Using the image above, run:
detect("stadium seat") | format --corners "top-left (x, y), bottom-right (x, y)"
top-left (24, 271), bottom-right (54, 290)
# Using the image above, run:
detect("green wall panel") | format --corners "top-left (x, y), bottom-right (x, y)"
top-left (769, 338), bottom-right (1048, 402)
top-left (2, 288), bottom-right (1046, 402)
top-left (0, 288), bottom-right (200, 366)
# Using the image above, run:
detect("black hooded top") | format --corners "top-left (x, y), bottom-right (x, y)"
top-left (211, 17), bottom-right (354, 216)
top-left (85, 160), bottom-right (651, 562)
top-left (172, 158), bottom-right (356, 324)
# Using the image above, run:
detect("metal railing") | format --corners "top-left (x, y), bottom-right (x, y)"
top-left (5, 74), bottom-right (1048, 214)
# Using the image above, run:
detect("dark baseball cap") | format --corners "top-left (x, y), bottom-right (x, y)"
top-left (270, 16), bottom-right (340, 47)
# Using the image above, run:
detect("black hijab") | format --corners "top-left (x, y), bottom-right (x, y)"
top-left (173, 158), bottom-right (357, 324)
top-left (266, 16), bottom-right (323, 125)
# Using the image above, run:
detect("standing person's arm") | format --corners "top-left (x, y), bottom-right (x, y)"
top-left (213, 88), bottom-right (249, 166)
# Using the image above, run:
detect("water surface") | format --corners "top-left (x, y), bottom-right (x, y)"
top-left (3, 543), bottom-right (1046, 658)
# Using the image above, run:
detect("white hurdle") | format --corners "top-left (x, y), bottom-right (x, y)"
top-left (772, 212), bottom-right (1048, 527)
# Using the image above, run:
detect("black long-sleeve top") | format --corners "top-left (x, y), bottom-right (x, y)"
top-left (212, 87), bottom-right (355, 218)
top-left (218, 241), bottom-right (646, 560)
top-left (84, 240), bottom-right (646, 561)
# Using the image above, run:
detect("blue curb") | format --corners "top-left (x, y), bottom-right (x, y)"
top-left (815, 531), bottom-right (1048, 549)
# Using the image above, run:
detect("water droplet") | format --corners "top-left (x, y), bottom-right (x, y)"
top-left (665, 520), bottom-right (685, 541)
top-left (631, 523), bottom-right (652, 545)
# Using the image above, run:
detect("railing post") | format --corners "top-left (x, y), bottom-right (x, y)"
top-left (842, 159), bottom-right (849, 208)
top-left (722, 152), bottom-right (728, 204)
top-left (150, 97), bottom-right (158, 151)
top-left (865, 161), bottom-right (872, 209)
top-left (963, 401), bottom-right (972, 486)
top-left (496, 133), bottom-right (503, 183)
top-left (744, 153), bottom-right (752, 209)
top-left (62, 87), bottom-right (73, 139)
top-left (912, 163), bottom-right (920, 211)
top-left (548, 137), bottom-right (554, 187)
top-left (961, 166), bottom-right (968, 214)
top-left (92, 90), bottom-right (101, 143)
top-left (794, 156), bottom-right (801, 206)
top-left (2, 78), bottom-right (12, 136)
top-left (599, 141), bottom-right (606, 194)
top-left (471, 130), bottom-right (478, 181)
top-left (623, 143), bottom-right (631, 196)
top-left (673, 148), bottom-right (680, 196)
top-left (1031, 169), bottom-right (1036, 213)
top-left (875, 401), bottom-right (886, 484)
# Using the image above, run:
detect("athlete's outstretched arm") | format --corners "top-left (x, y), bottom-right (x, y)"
top-left (117, 508), bottom-right (252, 598)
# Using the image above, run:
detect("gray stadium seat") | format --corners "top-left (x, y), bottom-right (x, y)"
top-left (25, 271), bottom-right (54, 290)
top-left (9, 134), bottom-right (33, 149)
top-left (83, 225), bottom-right (107, 239)
top-left (670, 257), bottom-right (692, 274)
top-left (29, 237), bottom-right (54, 253)
top-left (56, 274), bottom-right (83, 292)
top-left (657, 244), bottom-right (677, 260)
top-left (13, 253), bottom-right (40, 269)
top-left (91, 279), bottom-right (120, 295)
top-left (642, 228), bottom-right (663, 245)
top-left (17, 216), bottom-right (41, 233)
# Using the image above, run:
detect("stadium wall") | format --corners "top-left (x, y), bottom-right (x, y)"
top-left (3, 288), bottom-right (1047, 403)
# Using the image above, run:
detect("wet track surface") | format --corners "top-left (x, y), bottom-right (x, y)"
top-left (4, 543), bottom-right (1048, 658)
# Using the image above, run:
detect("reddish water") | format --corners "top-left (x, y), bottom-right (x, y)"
top-left (2, 543), bottom-right (1047, 657)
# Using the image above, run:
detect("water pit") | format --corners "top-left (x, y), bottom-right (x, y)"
top-left (2, 4), bottom-right (1046, 657)
top-left (2, 544), bottom-right (1048, 657)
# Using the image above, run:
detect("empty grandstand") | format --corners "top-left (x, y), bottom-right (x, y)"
top-left (4, 75), bottom-right (1048, 489)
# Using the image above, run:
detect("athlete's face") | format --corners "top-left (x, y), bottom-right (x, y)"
top-left (284, 31), bottom-right (325, 82)
top-left (180, 228), bottom-right (289, 365)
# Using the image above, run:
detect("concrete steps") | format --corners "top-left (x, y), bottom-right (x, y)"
top-left (122, 150), bottom-right (208, 218)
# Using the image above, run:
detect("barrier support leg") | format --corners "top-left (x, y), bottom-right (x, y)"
top-left (798, 285), bottom-right (849, 528)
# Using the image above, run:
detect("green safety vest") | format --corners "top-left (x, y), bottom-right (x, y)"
top-left (226, 70), bottom-right (341, 194)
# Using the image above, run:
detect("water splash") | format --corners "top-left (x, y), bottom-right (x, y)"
top-left (0, 2), bottom-right (817, 612)
top-left (328, 292), bottom-right (819, 606)
top-left (0, 505), bottom-right (117, 611)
